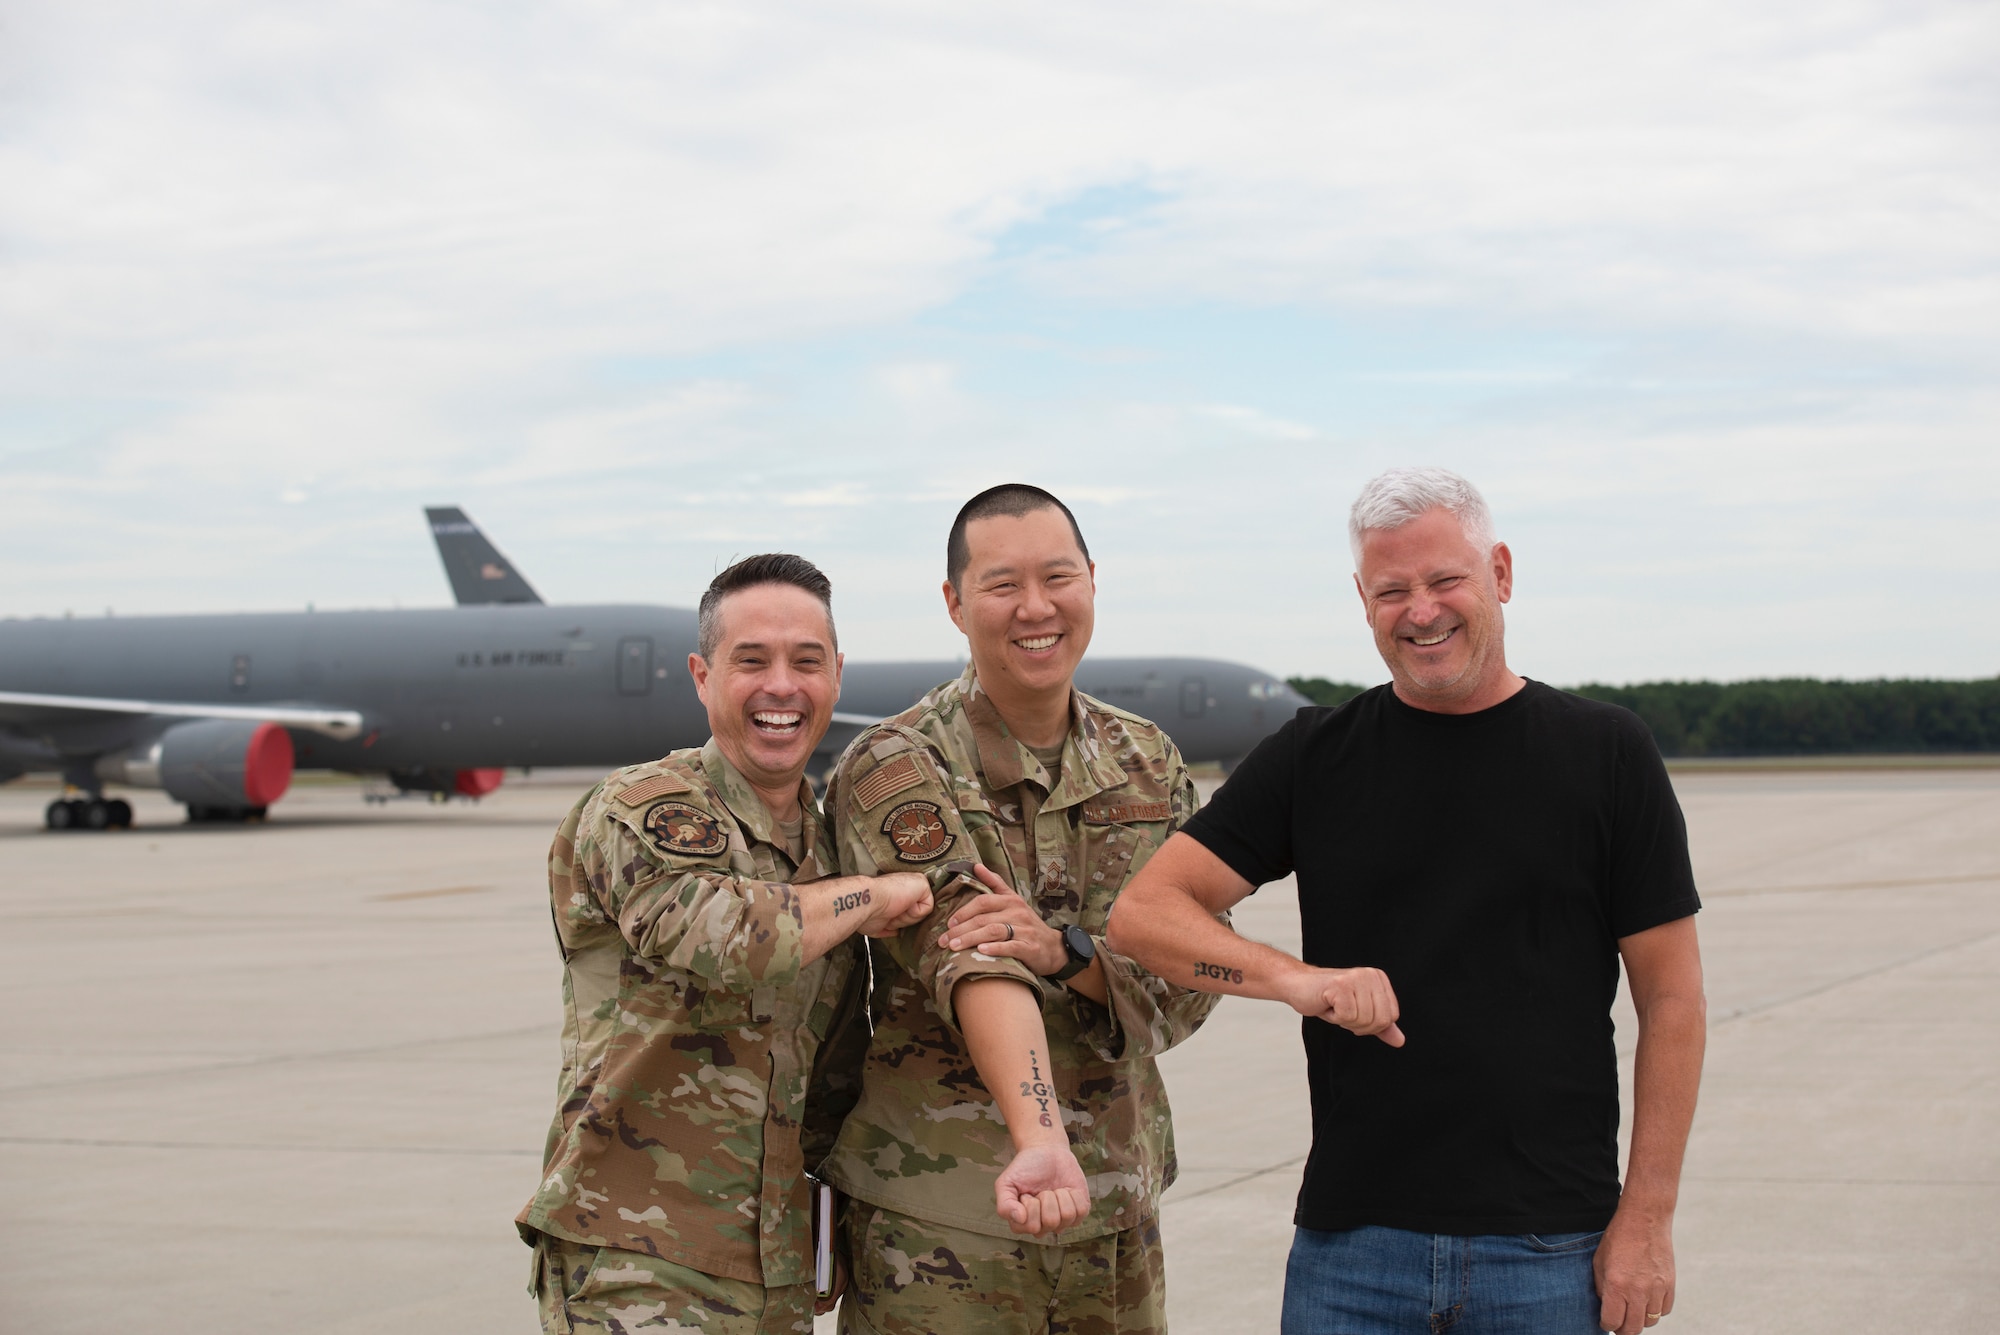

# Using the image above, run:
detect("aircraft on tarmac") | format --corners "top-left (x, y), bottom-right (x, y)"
top-left (0, 509), bottom-right (1312, 831)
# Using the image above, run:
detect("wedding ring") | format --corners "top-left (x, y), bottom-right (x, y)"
top-left (1004, 923), bottom-right (1015, 941)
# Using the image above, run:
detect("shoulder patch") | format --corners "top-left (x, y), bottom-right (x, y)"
top-left (643, 800), bottom-right (728, 857)
top-left (613, 772), bottom-right (693, 807)
top-left (1082, 799), bottom-right (1173, 824)
top-left (852, 754), bottom-right (924, 811)
top-left (881, 799), bottom-right (955, 863)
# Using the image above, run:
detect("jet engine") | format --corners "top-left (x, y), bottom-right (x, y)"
top-left (97, 719), bottom-right (295, 815)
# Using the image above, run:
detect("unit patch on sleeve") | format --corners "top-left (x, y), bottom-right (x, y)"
top-left (881, 800), bottom-right (955, 863)
top-left (613, 772), bottom-right (693, 807)
top-left (852, 754), bottom-right (924, 811)
top-left (644, 801), bottom-right (728, 857)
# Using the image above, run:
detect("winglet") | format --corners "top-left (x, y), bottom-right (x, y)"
top-left (424, 507), bottom-right (543, 605)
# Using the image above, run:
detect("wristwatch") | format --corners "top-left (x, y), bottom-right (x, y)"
top-left (1048, 924), bottom-right (1096, 982)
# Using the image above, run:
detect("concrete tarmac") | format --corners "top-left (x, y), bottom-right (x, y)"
top-left (0, 768), bottom-right (1994, 1333)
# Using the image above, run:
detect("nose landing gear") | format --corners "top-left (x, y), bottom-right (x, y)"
top-left (44, 797), bottom-right (135, 831)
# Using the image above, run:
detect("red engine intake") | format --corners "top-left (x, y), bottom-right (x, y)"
top-left (453, 768), bottom-right (505, 797)
top-left (134, 717), bottom-right (298, 810)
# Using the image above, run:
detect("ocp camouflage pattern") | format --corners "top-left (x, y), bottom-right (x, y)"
top-left (819, 664), bottom-right (1220, 1242)
top-left (838, 1200), bottom-right (1166, 1335)
top-left (534, 1230), bottom-right (818, 1334)
top-left (517, 738), bottom-right (866, 1287)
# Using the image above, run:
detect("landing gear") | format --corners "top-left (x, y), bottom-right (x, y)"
top-left (44, 797), bottom-right (135, 831)
top-left (185, 804), bottom-right (268, 824)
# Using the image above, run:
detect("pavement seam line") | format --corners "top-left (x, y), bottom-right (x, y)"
top-left (1710, 924), bottom-right (2000, 1027)
top-left (1705, 870), bottom-right (2000, 898)
top-left (0, 1024), bottom-right (550, 1097)
top-left (1166, 1154), bottom-right (1308, 1203)
top-left (0, 1135), bottom-right (538, 1157)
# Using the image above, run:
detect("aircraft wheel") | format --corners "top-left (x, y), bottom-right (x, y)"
top-left (46, 799), bottom-right (76, 831)
top-left (106, 799), bottom-right (134, 829)
top-left (81, 800), bottom-right (112, 830)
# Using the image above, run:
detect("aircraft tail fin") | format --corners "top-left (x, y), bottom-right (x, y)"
top-left (424, 507), bottom-right (543, 605)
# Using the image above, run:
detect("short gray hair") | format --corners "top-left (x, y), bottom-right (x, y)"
top-left (1348, 467), bottom-right (1499, 567)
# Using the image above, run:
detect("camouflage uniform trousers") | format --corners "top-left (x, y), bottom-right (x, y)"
top-left (837, 1201), bottom-right (1166, 1335)
top-left (532, 1230), bottom-right (818, 1335)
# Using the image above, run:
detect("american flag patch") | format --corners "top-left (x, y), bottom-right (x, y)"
top-left (852, 754), bottom-right (924, 811)
top-left (613, 772), bottom-right (693, 807)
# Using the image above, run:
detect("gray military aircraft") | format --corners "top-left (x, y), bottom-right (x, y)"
top-left (0, 508), bottom-right (1312, 830)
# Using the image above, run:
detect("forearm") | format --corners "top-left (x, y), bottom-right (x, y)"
top-left (1058, 954), bottom-right (1108, 1005)
top-left (1109, 881), bottom-right (1308, 1004)
top-left (954, 976), bottom-right (1068, 1148)
top-left (1619, 992), bottom-right (1706, 1216)
top-left (796, 875), bottom-right (890, 964)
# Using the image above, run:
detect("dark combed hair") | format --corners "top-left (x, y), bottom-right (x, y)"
top-left (945, 483), bottom-right (1092, 591)
top-left (696, 553), bottom-right (836, 660)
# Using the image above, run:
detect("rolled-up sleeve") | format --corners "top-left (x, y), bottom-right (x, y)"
top-left (584, 809), bottom-right (805, 991)
top-left (829, 729), bottom-right (1043, 1031)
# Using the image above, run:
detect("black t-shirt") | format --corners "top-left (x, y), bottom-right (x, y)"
top-left (1181, 680), bottom-right (1699, 1235)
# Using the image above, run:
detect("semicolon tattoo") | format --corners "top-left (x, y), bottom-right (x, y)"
top-left (1025, 1048), bottom-right (1054, 1127)
top-left (832, 887), bottom-right (873, 916)
top-left (1193, 961), bottom-right (1245, 985)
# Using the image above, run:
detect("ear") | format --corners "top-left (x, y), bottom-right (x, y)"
top-left (831, 650), bottom-right (845, 703)
top-left (1353, 572), bottom-right (1369, 624)
top-left (687, 652), bottom-right (711, 705)
top-left (1086, 560), bottom-right (1097, 594)
top-left (1490, 542), bottom-right (1514, 604)
top-left (942, 578), bottom-right (967, 635)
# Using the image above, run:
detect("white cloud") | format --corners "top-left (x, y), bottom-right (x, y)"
top-left (0, 0), bottom-right (1994, 679)
top-left (1200, 405), bottom-right (1318, 441)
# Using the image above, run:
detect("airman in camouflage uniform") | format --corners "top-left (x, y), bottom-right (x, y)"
top-left (518, 555), bottom-right (931, 1335)
top-left (820, 486), bottom-right (1222, 1335)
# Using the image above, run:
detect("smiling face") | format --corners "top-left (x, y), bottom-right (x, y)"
top-left (943, 506), bottom-right (1096, 714)
top-left (1355, 507), bottom-right (1518, 714)
top-left (688, 582), bottom-right (842, 805)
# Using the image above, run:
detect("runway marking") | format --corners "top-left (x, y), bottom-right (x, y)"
top-left (1710, 925), bottom-right (2000, 1027)
top-left (1705, 871), bottom-right (2000, 898)
top-left (0, 1134), bottom-right (536, 1158)
top-left (371, 884), bottom-right (494, 901)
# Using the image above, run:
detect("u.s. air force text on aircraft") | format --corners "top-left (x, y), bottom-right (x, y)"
top-left (456, 650), bottom-right (579, 669)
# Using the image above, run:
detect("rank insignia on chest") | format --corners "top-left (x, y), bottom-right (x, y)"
top-left (882, 799), bottom-right (955, 863)
top-left (644, 800), bottom-right (728, 856)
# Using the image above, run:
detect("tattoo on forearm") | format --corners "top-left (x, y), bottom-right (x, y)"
top-left (832, 887), bottom-right (872, 917)
top-left (1194, 961), bottom-right (1245, 984)
top-left (1018, 1048), bottom-right (1055, 1128)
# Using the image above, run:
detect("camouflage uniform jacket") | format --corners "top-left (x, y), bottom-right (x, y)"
top-left (516, 740), bottom-right (868, 1287)
top-left (819, 663), bottom-right (1221, 1242)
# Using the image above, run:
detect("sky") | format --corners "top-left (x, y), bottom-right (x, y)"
top-left (1, 0), bottom-right (1995, 686)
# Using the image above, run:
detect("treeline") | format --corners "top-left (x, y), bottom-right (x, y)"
top-left (1285, 676), bottom-right (2000, 756)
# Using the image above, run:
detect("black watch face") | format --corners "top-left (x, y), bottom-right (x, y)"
top-left (1064, 924), bottom-right (1095, 961)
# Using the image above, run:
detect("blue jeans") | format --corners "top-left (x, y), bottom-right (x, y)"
top-left (1281, 1224), bottom-right (1606, 1335)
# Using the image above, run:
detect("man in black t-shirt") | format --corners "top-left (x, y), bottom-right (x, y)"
top-left (1107, 467), bottom-right (1705, 1335)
